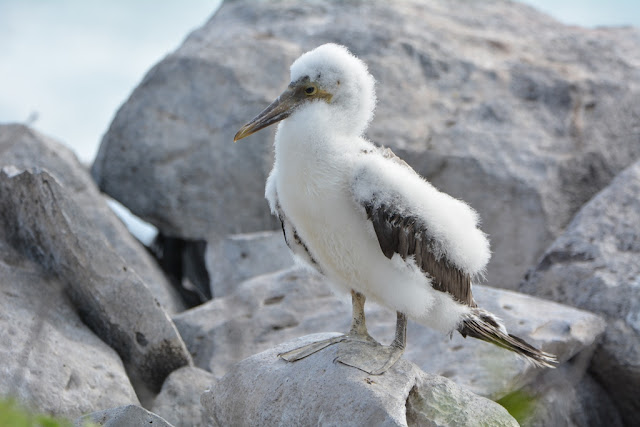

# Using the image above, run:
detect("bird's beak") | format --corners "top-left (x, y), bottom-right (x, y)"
top-left (234, 87), bottom-right (298, 142)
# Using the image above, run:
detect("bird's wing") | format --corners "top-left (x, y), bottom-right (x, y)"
top-left (352, 146), bottom-right (477, 307)
top-left (275, 201), bottom-right (322, 271)
top-left (266, 172), bottom-right (322, 272)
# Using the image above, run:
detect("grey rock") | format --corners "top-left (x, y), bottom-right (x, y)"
top-left (0, 236), bottom-right (139, 419)
top-left (572, 374), bottom-right (624, 427)
top-left (152, 367), bottom-right (216, 427)
top-left (175, 267), bottom-right (605, 399)
top-left (522, 373), bottom-right (623, 427)
top-left (519, 159), bottom-right (640, 424)
top-left (207, 230), bottom-right (293, 297)
top-left (515, 353), bottom-right (622, 427)
top-left (202, 334), bottom-right (518, 427)
top-left (75, 405), bottom-right (174, 427)
top-left (0, 123), bottom-right (184, 314)
top-left (0, 167), bottom-right (192, 396)
top-left (92, 0), bottom-right (640, 289)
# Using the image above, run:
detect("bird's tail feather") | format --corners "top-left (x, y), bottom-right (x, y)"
top-left (459, 308), bottom-right (557, 368)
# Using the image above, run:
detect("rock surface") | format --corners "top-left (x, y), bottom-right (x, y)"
top-left (207, 230), bottom-right (293, 297)
top-left (0, 124), bottom-right (184, 314)
top-left (520, 159), bottom-right (640, 425)
top-left (75, 405), bottom-right (174, 427)
top-left (92, 0), bottom-right (640, 289)
top-left (0, 235), bottom-right (139, 419)
top-left (152, 367), bottom-right (216, 427)
top-left (202, 334), bottom-right (518, 427)
top-left (522, 371), bottom-right (623, 427)
top-left (0, 167), bottom-right (192, 396)
top-left (175, 267), bottom-right (605, 400)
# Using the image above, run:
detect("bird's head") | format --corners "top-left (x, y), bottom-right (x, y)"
top-left (234, 43), bottom-right (376, 142)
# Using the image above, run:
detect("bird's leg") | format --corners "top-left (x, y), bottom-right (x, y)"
top-left (334, 311), bottom-right (407, 376)
top-left (277, 290), bottom-right (368, 362)
top-left (392, 311), bottom-right (407, 349)
top-left (347, 290), bottom-right (376, 342)
top-left (369, 311), bottom-right (407, 375)
top-left (279, 291), bottom-right (407, 375)
top-left (278, 289), bottom-right (375, 362)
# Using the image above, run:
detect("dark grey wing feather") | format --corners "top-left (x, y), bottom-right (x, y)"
top-left (363, 201), bottom-right (475, 307)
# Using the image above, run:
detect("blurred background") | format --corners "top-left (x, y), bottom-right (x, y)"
top-left (0, 0), bottom-right (638, 165)
top-left (0, 0), bottom-right (221, 163)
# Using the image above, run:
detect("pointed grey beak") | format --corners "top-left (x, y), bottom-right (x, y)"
top-left (234, 87), bottom-right (298, 142)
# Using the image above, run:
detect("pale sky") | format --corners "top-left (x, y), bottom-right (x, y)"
top-left (520, 0), bottom-right (640, 28)
top-left (0, 0), bottom-right (638, 165)
top-left (0, 0), bottom-right (220, 163)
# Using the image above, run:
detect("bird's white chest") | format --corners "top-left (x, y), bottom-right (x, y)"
top-left (273, 130), bottom-right (368, 283)
top-left (276, 144), bottom-right (349, 230)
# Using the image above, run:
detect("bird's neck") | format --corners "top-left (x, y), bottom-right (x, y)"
top-left (274, 102), bottom-right (366, 165)
top-left (272, 105), bottom-right (370, 208)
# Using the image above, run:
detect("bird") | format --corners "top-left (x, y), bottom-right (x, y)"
top-left (234, 43), bottom-right (556, 374)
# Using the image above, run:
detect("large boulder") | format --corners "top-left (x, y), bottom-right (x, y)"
top-left (174, 267), bottom-right (605, 402)
top-left (0, 167), bottom-right (192, 398)
top-left (0, 234), bottom-right (139, 419)
top-left (152, 367), bottom-right (216, 427)
top-left (521, 370), bottom-right (623, 427)
top-left (207, 230), bottom-right (293, 297)
top-left (520, 159), bottom-right (640, 425)
top-left (75, 405), bottom-right (174, 427)
top-left (202, 334), bottom-right (518, 426)
top-left (0, 124), bottom-right (184, 313)
top-left (92, 0), bottom-right (640, 289)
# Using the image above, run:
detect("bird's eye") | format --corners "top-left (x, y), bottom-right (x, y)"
top-left (305, 86), bottom-right (317, 95)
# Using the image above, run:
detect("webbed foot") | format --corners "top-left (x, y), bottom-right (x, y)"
top-left (278, 333), bottom-right (404, 375)
top-left (334, 339), bottom-right (405, 375)
top-left (278, 335), bottom-right (348, 362)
